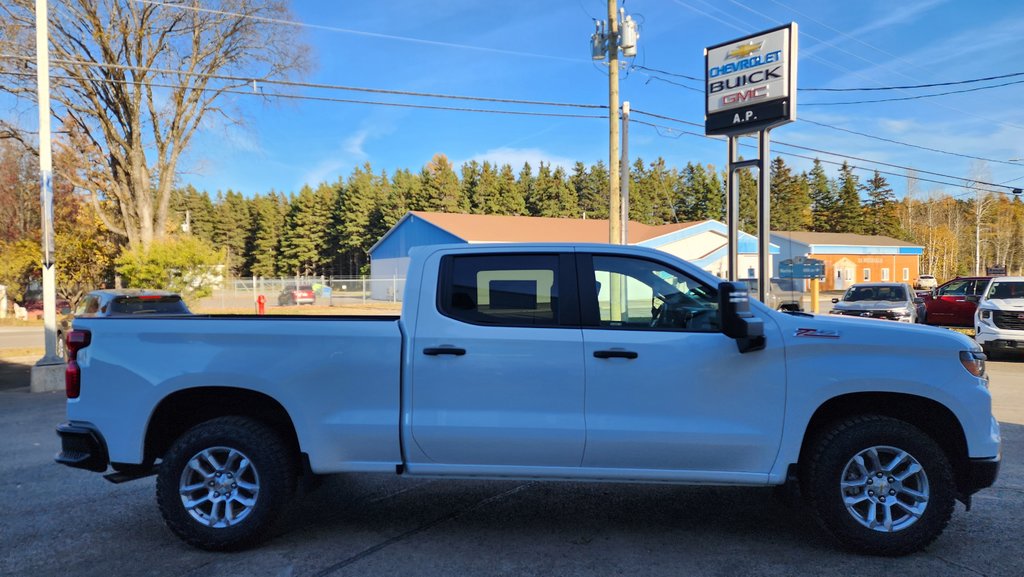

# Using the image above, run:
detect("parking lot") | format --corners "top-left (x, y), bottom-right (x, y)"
top-left (0, 359), bottom-right (1020, 577)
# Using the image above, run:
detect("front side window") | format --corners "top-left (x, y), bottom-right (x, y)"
top-left (939, 280), bottom-right (971, 296)
top-left (442, 254), bottom-right (560, 327)
top-left (589, 255), bottom-right (719, 332)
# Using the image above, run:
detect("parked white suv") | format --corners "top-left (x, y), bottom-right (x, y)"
top-left (915, 274), bottom-right (938, 290)
top-left (974, 276), bottom-right (1024, 358)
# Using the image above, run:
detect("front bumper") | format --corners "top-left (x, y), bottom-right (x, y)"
top-left (55, 422), bottom-right (109, 473)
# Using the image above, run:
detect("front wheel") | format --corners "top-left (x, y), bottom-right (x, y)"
top-left (156, 416), bottom-right (295, 550)
top-left (802, 415), bottom-right (955, 556)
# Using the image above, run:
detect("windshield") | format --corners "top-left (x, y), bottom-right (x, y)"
top-left (987, 281), bottom-right (1024, 300)
top-left (845, 285), bottom-right (906, 302)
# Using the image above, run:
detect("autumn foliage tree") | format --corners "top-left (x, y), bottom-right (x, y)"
top-left (0, 0), bottom-right (311, 250)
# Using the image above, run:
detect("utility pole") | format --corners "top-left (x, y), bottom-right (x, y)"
top-left (31, 0), bottom-right (64, 392)
top-left (607, 0), bottom-right (620, 245)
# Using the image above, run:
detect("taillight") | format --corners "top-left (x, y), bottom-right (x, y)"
top-left (65, 329), bottom-right (91, 399)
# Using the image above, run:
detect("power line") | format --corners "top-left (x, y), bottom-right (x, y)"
top-left (802, 70), bottom-right (1024, 92)
top-left (797, 118), bottom-right (1024, 167)
top-left (0, 53), bottom-right (607, 110)
top-left (136, 0), bottom-right (585, 64)
top-left (804, 77), bottom-right (1024, 106)
top-left (631, 65), bottom-right (701, 82)
top-left (624, 62), bottom-right (1022, 168)
top-left (7, 56), bottom-right (1018, 194)
top-left (3, 70), bottom-right (608, 120)
top-left (629, 108), bottom-right (1021, 192)
top-left (631, 117), bottom-right (1013, 197)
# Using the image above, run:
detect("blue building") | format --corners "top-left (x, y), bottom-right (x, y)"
top-left (368, 211), bottom-right (778, 299)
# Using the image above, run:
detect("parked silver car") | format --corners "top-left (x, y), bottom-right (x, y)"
top-left (829, 282), bottom-right (925, 323)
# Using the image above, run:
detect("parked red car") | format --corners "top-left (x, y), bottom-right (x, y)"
top-left (278, 285), bottom-right (316, 306)
top-left (923, 276), bottom-right (991, 327)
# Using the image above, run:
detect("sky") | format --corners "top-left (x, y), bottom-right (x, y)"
top-left (24, 0), bottom-right (1024, 201)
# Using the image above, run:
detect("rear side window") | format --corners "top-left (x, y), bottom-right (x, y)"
top-left (441, 254), bottom-right (561, 327)
top-left (110, 296), bottom-right (189, 315)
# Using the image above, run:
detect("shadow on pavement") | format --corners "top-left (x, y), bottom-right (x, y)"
top-left (0, 357), bottom-right (34, 392)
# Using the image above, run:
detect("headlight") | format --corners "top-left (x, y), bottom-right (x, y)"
top-left (892, 309), bottom-right (911, 317)
top-left (980, 309), bottom-right (991, 320)
top-left (960, 350), bottom-right (987, 380)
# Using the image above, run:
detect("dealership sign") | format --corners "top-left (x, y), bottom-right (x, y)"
top-left (704, 23), bottom-right (797, 136)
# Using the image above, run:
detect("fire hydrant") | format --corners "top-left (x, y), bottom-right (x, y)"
top-left (256, 294), bottom-right (266, 315)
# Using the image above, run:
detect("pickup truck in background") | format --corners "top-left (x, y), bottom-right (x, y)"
top-left (974, 276), bottom-right (1024, 358)
top-left (55, 243), bottom-right (1000, 556)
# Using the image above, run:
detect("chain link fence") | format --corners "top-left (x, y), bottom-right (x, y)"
top-left (196, 276), bottom-right (407, 312)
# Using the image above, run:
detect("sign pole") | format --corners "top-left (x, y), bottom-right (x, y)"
top-left (726, 136), bottom-right (740, 281)
top-left (758, 129), bottom-right (771, 304)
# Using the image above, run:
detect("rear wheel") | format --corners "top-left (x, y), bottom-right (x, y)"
top-left (802, 415), bottom-right (954, 556)
top-left (156, 416), bottom-right (295, 550)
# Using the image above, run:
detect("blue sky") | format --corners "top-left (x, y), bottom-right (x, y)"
top-left (143, 0), bottom-right (1024, 199)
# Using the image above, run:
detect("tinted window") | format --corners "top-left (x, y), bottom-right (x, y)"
top-left (589, 255), bottom-right (719, 332)
top-left (988, 281), bottom-right (1024, 300)
top-left (110, 296), bottom-right (189, 315)
top-left (442, 255), bottom-right (560, 326)
top-left (938, 280), bottom-right (971, 296)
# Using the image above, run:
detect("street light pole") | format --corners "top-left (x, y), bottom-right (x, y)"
top-left (35, 0), bottom-right (61, 370)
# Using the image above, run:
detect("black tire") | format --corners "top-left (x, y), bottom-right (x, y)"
top-left (802, 415), bottom-right (955, 556)
top-left (156, 416), bottom-right (295, 551)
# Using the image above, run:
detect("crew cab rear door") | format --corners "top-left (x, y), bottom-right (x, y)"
top-left (406, 251), bottom-right (586, 468)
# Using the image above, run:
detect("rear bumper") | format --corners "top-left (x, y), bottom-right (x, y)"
top-left (961, 455), bottom-right (1000, 496)
top-left (55, 422), bottom-right (109, 473)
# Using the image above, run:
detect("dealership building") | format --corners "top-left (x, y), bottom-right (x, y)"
top-left (771, 231), bottom-right (924, 291)
top-left (368, 211), bottom-right (779, 300)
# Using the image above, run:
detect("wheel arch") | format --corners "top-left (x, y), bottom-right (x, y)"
top-left (145, 387), bottom-right (302, 470)
top-left (797, 392), bottom-right (972, 499)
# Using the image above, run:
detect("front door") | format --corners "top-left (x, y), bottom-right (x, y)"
top-left (408, 252), bottom-right (586, 468)
top-left (929, 278), bottom-right (980, 326)
top-left (577, 253), bottom-right (786, 474)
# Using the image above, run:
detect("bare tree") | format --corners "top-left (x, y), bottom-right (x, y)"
top-left (0, 0), bottom-right (310, 250)
top-left (967, 161), bottom-right (997, 275)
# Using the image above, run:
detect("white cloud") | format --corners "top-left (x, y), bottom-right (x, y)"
top-left (457, 146), bottom-right (578, 171)
top-left (296, 128), bottom-right (382, 187)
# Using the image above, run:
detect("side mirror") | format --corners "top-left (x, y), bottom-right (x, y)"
top-left (831, 297), bottom-right (840, 304)
top-left (717, 282), bottom-right (765, 354)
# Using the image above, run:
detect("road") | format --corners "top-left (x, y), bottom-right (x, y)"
top-left (0, 359), bottom-right (1021, 577)
top-left (0, 326), bottom-right (42, 351)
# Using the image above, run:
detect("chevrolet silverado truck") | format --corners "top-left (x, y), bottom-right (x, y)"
top-left (55, 243), bottom-right (1000, 555)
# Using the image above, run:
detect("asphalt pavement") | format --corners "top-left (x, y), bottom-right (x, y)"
top-left (0, 358), bottom-right (1021, 576)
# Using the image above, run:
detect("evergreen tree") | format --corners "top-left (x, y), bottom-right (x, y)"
top-left (769, 157), bottom-right (811, 231)
top-left (496, 164), bottom-right (527, 215)
top-left (682, 163), bottom-right (723, 221)
top-left (862, 170), bottom-right (900, 237)
top-left (834, 161), bottom-right (864, 233)
top-left (517, 162), bottom-right (535, 215)
top-left (280, 184), bottom-right (335, 276)
top-left (385, 168), bottom-right (417, 222)
top-left (736, 166), bottom-right (758, 234)
top-left (413, 153), bottom-right (463, 212)
top-left (336, 164), bottom-right (382, 274)
top-left (460, 161), bottom-right (482, 212)
top-left (248, 192), bottom-right (287, 278)
top-left (469, 161), bottom-right (502, 214)
top-left (630, 157), bottom-right (674, 224)
top-left (170, 185), bottom-right (215, 242)
top-left (577, 161), bottom-right (609, 219)
top-left (211, 189), bottom-right (252, 276)
top-left (808, 158), bottom-right (838, 232)
top-left (528, 163), bottom-right (577, 217)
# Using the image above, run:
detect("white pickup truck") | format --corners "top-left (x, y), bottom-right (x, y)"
top-left (56, 243), bottom-right (1000, 555)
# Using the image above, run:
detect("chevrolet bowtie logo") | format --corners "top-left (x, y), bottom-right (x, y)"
top-left (727, 41), bottom-right (764, 59)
